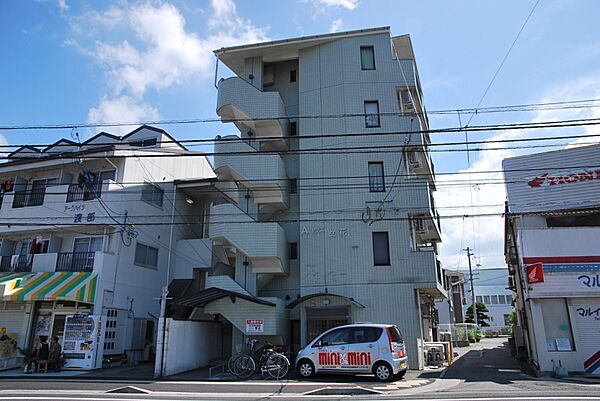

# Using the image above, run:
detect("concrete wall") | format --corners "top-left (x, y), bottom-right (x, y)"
top-left (156, 319), bottom-right (222, 377)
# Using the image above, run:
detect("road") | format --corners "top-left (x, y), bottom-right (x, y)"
top-left (0, 338), bottom-right (598, 400)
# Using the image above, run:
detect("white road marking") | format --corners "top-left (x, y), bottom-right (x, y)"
top-left (497, 369), bottom-right (521, 373)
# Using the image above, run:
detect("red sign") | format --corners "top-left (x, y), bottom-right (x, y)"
top-left (526, 262), bottom-right (545, 284)
top-left (527, 170), bottom-right (600, 188)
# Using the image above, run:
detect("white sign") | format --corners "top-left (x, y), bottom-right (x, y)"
top-left (246, 319), bottom-right (264, 333)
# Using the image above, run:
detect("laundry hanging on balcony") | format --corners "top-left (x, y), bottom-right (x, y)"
top-left (0, 272), bottom-right (97, 303)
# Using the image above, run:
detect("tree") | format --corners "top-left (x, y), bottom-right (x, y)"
top-left (465, 301), bottom-right (491, 327)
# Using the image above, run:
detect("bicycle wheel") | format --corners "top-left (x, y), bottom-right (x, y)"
top-left (265, 353), bottom-right (289, 379)
top-left (227, 353), bottom-right (240, 374)
top-left (233, 354), bottom-right (255, 379)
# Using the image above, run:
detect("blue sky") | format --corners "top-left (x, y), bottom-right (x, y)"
top-left (1, 0), bottom-right (600, 269)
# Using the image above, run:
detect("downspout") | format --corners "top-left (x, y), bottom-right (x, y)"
top-left (214, 53), bottom-right (221, 89)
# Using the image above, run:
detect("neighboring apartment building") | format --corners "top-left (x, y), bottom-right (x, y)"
top-left (436, 270), bottom-right (465, 326)
top-left (469, 267), bottom-right (513, 329)
top-left (0, 126), bottom-right (217, 371)
top-left (504, 143), bottom-right (600, 376)
top-left (196, 27), bottom-right (444, 369)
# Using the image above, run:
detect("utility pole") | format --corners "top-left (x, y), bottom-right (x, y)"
top-left (466, 247), bottom-right (478, 326)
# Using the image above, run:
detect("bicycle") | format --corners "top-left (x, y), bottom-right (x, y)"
top-left (228, 339), bottom-right (289, 379)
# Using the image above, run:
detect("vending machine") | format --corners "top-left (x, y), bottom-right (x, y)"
top-left (62, 314), bottom-right (105, 370)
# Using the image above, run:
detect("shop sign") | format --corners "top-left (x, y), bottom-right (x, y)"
top-left (246, 319), bottom-right (264, 333)
top-left (526, 262), bottom-right (544, 284)
top-left (527, 169), bottom-right (600, 189)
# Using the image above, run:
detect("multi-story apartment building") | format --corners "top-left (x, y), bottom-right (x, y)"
top-left (0, 126), bottom-right (216, 371)
top-left (436, 270), bottom-right (466, 326)
top-left (204, 27), bottom-right (444, 369)
top-left (504, 143), bottom-right (600, 376)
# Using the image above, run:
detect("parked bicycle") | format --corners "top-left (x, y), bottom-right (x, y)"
top-left (228, 339), bottom-right (289, 379)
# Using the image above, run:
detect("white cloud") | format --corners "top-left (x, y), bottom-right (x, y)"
top-left (308, 0), bottom-right (359, 11)
top-left (63, 1), bottom-right (269, 127)
top-left (58, 0), bottom-right (68, 12)
top-left (87, 96), bottom-right (160, 136)
top-left (330, 18), bottom-right (343, 33)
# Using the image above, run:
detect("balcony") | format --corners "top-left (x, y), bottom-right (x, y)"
top-left (214, 136), bottom-right (288, 213)
top-left (12, 189), bottom-right (46, 208)
top-left (406, 181), bottom-right (441, 243)
top-left (0, 251), bottom-right (115, 273)
top-left (66, 183), bottom-right (102, 203)
top-left (56, 252), bottom-right (96, 272)
top-left (216, 77), bottom-right (288, 150)
top-left (407, 144), bottom-right (435, 190)
top-left (0, 255), bottom-right (32, 272)
top-left (210, 203), bottom-right (288, 274)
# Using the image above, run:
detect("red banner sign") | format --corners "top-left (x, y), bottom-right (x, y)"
top-left (526, 262), bottom-right (545, 284)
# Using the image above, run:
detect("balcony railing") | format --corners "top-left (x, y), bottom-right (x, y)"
top-left (0, 255), bottom-right (33, 272)
top-left (66, 183), bottom-right (102, 203)
top-left (56, 252), bottom-right (95, 272)
top-left (12, 189), bottom-right (46, 208)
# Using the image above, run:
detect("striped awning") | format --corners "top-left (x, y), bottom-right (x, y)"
top-left (0, 272), bottom-right (97, 303)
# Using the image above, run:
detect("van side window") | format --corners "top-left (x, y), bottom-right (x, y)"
top-left (351, 327), bottom-right (382, 343)
top-left (316, 328), bottom-right (351, 346)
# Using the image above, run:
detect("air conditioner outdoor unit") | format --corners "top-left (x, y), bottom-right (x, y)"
top-left (408, 151), bottom-right (421, 168)
top-left (414, 218), bottom-right (428, 234)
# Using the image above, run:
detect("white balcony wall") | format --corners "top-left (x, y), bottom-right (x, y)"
top-left (31, 253), bottom-right (58, 272)
top-left (216, 77), bottom-right (289, 142)
top-left (213, 136), bottom-right (289, 208)
top-left (210, 203), bottom-right (288, 274)
top-left (203, 296), bottom-right (288, 336)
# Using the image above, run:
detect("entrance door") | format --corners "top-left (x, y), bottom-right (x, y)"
top-left (306, 307), bottom-right (349, 342)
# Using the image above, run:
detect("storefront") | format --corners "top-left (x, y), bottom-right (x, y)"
top-left (0, 272), bottom-right (103, 370)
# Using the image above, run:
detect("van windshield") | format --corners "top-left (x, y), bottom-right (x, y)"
top-left (388, 326), bottom-right (403, 343)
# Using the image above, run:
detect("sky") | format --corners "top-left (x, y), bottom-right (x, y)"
top-left (1, 0), bottom-right (600, 272)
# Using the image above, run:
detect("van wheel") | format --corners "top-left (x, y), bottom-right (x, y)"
top-left (297, 359), bottom-right (315, 378)
top-left (373, 362), bottom-right (393, 382)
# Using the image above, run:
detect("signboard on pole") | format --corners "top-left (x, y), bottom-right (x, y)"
top-left (246, 319), bottom-right (264, 333)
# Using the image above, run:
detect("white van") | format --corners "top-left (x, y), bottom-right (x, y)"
top-left (295, 323), bottom-right (408, 382)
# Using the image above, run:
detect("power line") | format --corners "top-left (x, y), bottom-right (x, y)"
top-left (465, 0), bottom-right (541, 127)
top-left (1, 95), bottom-right (598, 131)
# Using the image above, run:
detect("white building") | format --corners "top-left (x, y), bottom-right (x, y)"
top-left (470, 268), bottom-right (513, 330)
top-left (504, 143), bottom-right (600, 376)
top-left (173, 27), bottom-right (444, 370)
top-left (0, 125), bottom-right (218, 371)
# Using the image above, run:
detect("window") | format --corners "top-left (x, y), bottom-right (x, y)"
top-left (398, 90), bottom-right (415, 113)
top-left (360, 46), bottom-right (375, 70)
top-left (368, 162), bottom-right (385, 192)
top-left (141, 183), bottom-right (164, 207)
top-left (364, 101), bottom-right (380, 127)
top-left (351, 327), bottom-right (382, 343)
top-left (498, 295), bottom-right (507, 305)
top-left (476, 296), bottom-right (483, 303)
top-left (290, 121), bottom-right (297, 136)
top-left (372, 232), bottom-right (390, 266)
top-left (317, 327), bottom-right (351, 346)
top-left (134, 242), bottom-right (159, 268)
top-left (290, 69), bottom-right (297, 83)
top-left (130, 138), bottom-right (158, 147)
top-left (483, 295), bottom-right (491, 304)
top-left (289, 242), bottom-right (298, 260)
top-left (491, 295), bottom-right (499, 305)
top-left (74, 237), bottom-right (103, 253)
top-left (290, 179), bottom-right (298, 194)
top-left (504, 314), bottom-right (511, 326)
